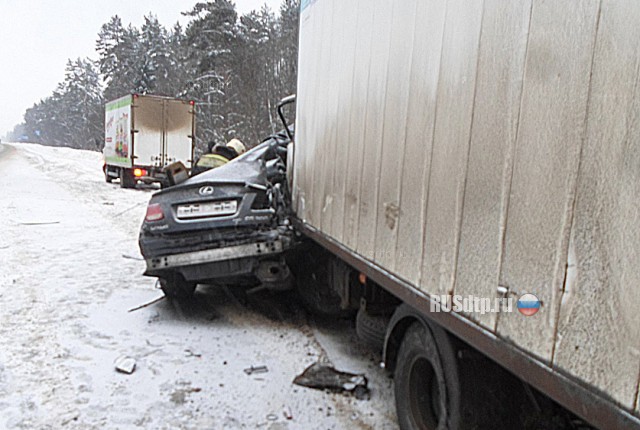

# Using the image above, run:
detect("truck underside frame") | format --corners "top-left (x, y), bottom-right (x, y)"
top-left (294, 219), bottom-right (640, 430)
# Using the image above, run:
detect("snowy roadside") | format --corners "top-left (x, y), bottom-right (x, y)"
top-left (0, 142), bottom-right (14, 159)
top-left (0, 143), bottom-right (398, 429)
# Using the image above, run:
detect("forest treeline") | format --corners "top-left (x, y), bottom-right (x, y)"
top-left (8, 0), bottom-right (299, 153)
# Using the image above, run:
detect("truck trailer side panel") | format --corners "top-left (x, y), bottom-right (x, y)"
top-left (373, 0), bottom-right (418, 270)
top-left (294, 0), bottom-right (640, 415)
top-left (495, 0), bottom-right (600, 365)
top-left (316, 0), bottom-right (342, 238)
top-left (342, 0), bottom-right (376, 252)
top-left (305, 0), bottom-right (335, 229)
top-left (454, 0), bottom-right (532, 331)
top-left (394, 0), bottom-right (446, 287)
top-left (418, 0), bottom-right (484, 299)
top-left (354, 0), bottom-right (394, 261)
top-left (104, 95), bottom-right (133, 168)
top-left (291, 0), bottom-right (315, 219)
top-left (553, 0), bottom-right (640, 409)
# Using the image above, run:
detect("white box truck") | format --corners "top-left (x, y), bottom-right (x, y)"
top-left (103, 94), bottom-right (195, 188)
top-left (290, 0), bottom-right (640, 429)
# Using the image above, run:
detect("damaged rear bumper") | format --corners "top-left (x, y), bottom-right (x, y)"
top-left (145, 240), bottom-right (284, 272)
top-left (141, 228), bottom-right (295, 287)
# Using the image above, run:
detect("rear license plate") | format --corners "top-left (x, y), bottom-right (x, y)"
top-left (176, 200), bottom-right (237, 219)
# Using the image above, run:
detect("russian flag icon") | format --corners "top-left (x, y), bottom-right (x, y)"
top-left (517, 293), bottom-right (540, 316)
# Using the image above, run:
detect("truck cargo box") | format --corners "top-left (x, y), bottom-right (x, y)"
top-left (103, 94), bottom-right (195, 188)
top-left (292, 0), bottom-right (640, 428)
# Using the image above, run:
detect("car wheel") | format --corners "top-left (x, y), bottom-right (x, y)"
top-left (394, 322), bottom-right (461, 430)
top-left (159, 274), bottom-right (197, 299)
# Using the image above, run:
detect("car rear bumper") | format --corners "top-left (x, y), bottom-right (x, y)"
top-left (145, 240), bottom-right (283, 272)
top-left (141, 227), bottom-right (295, 285)
top-left (139, 225), bottom-right (284, 258)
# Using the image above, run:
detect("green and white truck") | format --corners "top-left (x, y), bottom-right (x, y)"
top-left (103, 94), bottom-right (195, 188)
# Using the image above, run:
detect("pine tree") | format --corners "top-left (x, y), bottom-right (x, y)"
top-left (165, 22), bottom-right (192, 97)
top-left (57, 58), bottom-right (103, 149)
top-left (17, 0), bottom-right (301, 152)
top-left (96, 16), bottom-right (125, 79)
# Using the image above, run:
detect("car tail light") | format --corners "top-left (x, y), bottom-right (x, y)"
top-left (134, 168), bottom-right (147, 177)
top-left (145, 203), bottom-right (164, 222)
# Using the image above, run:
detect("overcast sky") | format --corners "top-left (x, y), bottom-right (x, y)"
top-left (0, 0), bottom-right (283, 138)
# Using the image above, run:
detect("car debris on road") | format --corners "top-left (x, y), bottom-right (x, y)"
top-left (293, 362), bottom-right (370, 400)
top-left (243, 365), bottom-right (269, 375)
top-left (114, 356), bottom-right (136, 374)
top-left (283, 405), bottom-right (293, 420)
top-left (127, 295), bottom-right (166, 312)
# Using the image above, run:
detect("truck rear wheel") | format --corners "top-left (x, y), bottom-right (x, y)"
top-left (159, 273), bottom-right (197, 299)
top-left (394, 322), bottom-right (461, 430)
top-left (104, 166), bottom-right (114, 183)
top-left (120, 168), bottom-right (136, 189)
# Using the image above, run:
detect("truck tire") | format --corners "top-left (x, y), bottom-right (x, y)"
top-left (120, 168), bottom-right (136, 189)
top-left (394, 322), bottom-right (461, 430)
top-left (104, 166), bottom-right (113, 183)
top-left (295, 260), bottom-right (353, 318)
top-left (159, 274), bottom-right (197, 299)
top-left (356, 307), bottom-right (388, 350)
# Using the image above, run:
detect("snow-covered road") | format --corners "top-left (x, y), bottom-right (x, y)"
top-left (0, 143), bottom-right (398, 430)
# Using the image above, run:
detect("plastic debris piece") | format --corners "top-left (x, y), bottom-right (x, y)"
top-left (114, 356), bottom-right (136, 374)
top-left (283, 406), bottom-right (293, 420)
top-left (293, 362), bottom-right (370, 399)
top-left (244, 365), bottom-right (268, 375)
top-left (128, 295), bottom-right (165, 312)
top-left (184, 349), bottom-right (202, 358)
